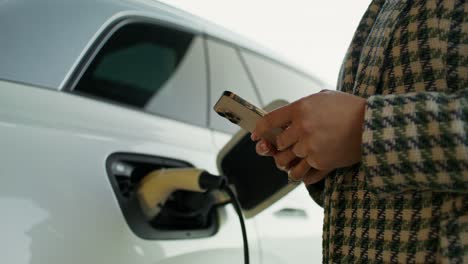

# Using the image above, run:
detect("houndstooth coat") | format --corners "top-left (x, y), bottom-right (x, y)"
top-left (307, 0), bottom-right (467, 263)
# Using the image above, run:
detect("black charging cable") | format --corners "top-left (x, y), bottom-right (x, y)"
top-left (199, 172), bottom-right (249, 264)
top-left (139, 169), bottom-right (250, 264)
top-left (222, 185), bottom-right (249, 264)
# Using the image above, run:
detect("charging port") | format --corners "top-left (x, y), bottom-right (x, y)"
top-left (106, 153), bottom-right (219, 240)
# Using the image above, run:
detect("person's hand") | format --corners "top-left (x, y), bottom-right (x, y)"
top-left (252, 90), bottom-right (366, 181)
top-left (253, 138), bottom-right (331, 184)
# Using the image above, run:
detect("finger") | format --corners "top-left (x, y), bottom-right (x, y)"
top-left (250, 132), bottom-right (259, 141)
top-left (255, 139), bottom-right (277, 156)
top-left (273, 150), bottom-right (299, 171)
top-left (305, 155), bottom-right (330, 171)
top-left (292, 139), bottom-right (309, 158)
top-left (287, 159), bottom-right (311, 182)
top-left (253, 105), bottom-right (292, 139)
top-left (303, 169), bottom-right (331, 185)
top-left (276, 124), bottom-right (301, 151)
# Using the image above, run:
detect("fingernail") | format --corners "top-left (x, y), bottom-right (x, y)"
top-left (288, 176), bottom-right (302, 185)
top-left (287, 170), bottom-right (302, 185)
top-left (259, 142), bottom-right (269, 154)
top-left (251, 133), bottom-right (259, 141)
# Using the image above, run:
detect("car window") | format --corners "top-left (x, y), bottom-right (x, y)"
top-left (241, 50), bottom-right (324, 104)
top-left (207, 39), bottom-right (261, 134)
top-left (74, 23), bottom-right (208, 127)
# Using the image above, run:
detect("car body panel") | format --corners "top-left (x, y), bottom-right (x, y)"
top-left (0, 80), bottom-right (261, 264)
top-left (0, 0), bottom-right (326, 262)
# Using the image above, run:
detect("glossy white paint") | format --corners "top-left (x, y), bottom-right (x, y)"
top-left (254, 187), bottom-right (324, 264)
top-left (0, 81), bottom-right (262, 264)
top-left (0, 1), bottom-right (326, 263)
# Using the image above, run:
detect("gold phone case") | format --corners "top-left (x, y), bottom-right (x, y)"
top-left (214, 91), bottom-right (282, 147)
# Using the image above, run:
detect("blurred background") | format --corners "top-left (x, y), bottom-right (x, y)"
top-left (159, 0), bottom-right (372, 87)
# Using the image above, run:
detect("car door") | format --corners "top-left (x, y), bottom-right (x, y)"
top-left (239, 50), bottom-right (326, 263)
top-left (204, 37), bottom-right (324, 263)
top-left (0, 18), bottom-right (260, 264)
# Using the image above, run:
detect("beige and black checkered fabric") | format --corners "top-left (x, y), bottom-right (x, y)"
top-left (307, 0), bottom-right (467, 263)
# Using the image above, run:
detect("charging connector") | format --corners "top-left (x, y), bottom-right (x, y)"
top-left (137, 168), bottom-right (249, 264)
top-left (137, 168), bottom-right (226, 219)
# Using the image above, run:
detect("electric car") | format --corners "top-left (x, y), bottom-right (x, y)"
top-left (0, 0), bottom-right (327, 263)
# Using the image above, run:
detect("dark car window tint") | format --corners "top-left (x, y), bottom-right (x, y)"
top-left (93, 43), bottom-right (177, 99)
top-left (207, 39), bottom-right (261, 134)
top-left (74, 23), bottom-right (207, 127)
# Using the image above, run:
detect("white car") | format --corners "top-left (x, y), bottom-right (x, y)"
top-left (0, 0), bottom-right (327, 263)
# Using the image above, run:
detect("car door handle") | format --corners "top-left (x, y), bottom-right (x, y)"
top-left (273, 208), bottom-right (308, 218)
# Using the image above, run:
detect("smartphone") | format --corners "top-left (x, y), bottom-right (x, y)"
top-left (213, 91), bottom-right (282, 147)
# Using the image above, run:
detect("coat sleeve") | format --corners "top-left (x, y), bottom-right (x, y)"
top-left (306, 178), bottom-right (325, 207)
top-left (361, 89), bottom-right (468, 195)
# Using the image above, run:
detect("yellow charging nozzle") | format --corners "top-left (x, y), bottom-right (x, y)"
top-left (137, 168), bottom-right (226, 219)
